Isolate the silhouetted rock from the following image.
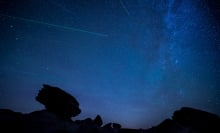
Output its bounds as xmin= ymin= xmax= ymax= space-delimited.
xmin=146 ymin=107 xmax=220 ymax=133
xmin=172 ymin=107 xmax=220 ymax=133
xmin=112 ymin=123 xmax=121 ymax=129
xmin=103 ymin=122 xmax=121 ymax=129
xmin=76 ymin=117 xmax=100 ymax=133
xmin=1 ymin=84 xmax=220 ymax=133
xmin=94 ymin=115 xmax=103 ymax=127
xmin=103 ymin=122 xmax=113 ymax=128
xmin=1 ymin=106 xmax=220 ymax=133
xmin=102 ymin=122 xmax=121 ymax=133
xmin=25 ymin=110 xmax=79 ymax=133
xmin=0 ymin=109 xmax=25 ymax=132
xmin=35 ymin=84 xmax=81 ymax=120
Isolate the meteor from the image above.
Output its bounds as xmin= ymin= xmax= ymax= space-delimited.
xmin=0 ymin=14 xmax=108 ymax=37
xmin=119 ymin=0 xmax=130 ymax=17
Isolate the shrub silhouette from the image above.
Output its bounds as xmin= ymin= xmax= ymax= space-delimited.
xmin=36 ymin=84 xmax=81 ymax=120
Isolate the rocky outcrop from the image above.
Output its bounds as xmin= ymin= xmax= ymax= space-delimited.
xmin=1 ymin=107 xmax=219 ymax=133
xmin=0 ymin=109 xmax=25 ymax=132
xmin=94 ymin=115 xmax=103 ymax=127
xmin=148 ymin=107 xmax=220 ymax=133
xmin=36 ymin=84 xmax=81 ymax=121
xmin=172 ymin=107 xmax=220 ymax=133
xmin=26 ymin=110 xmax=79 ymax=133
xmin=0 ymin=84 xmax=220 ymax=133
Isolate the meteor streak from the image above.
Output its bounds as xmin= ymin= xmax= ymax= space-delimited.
xmin=119 ymin=0 xmax=130 ymax=17
xmin=0 ymin=14 xmax=108 ymax=37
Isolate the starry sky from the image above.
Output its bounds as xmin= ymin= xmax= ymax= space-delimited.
xmin=0 ymin=0 xmax=220 ymax=129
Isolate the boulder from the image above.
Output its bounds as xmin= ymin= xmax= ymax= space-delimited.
xmin=112 ymin=123 xmax=121 ymax=129
xmin=172 ymin=107 xmax=220 ymax=133
xmin=103 ymin=122 xmax=112 ymax=128
xmin=94 ymin=115 xmax=103 ymax=127
xmin=35 ymin=84 xmax=81 ymax=120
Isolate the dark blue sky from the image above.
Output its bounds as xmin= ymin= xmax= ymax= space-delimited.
xmin=0 ymin=0 xmax=220 ymax=128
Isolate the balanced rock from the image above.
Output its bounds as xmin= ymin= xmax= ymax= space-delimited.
xmin=35 ymin=84 xmax=81 ymax=120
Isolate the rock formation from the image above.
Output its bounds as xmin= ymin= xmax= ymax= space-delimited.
xmin=35 ymin=84 xmax=81 ymax=120
xmin=172 ymin=107 xmax=220 ymax=133
xmin=94 ymin=115 xmax=103 ymax=127
xmin=0 ymin=84 xmax=220 ymax=133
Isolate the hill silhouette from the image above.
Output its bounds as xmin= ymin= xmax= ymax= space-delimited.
xmin=0 ymin=84 xmax=219 ymax=133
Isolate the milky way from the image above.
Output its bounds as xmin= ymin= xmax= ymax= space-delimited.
xmin=0 ymin=0 xmax=220 ymax=128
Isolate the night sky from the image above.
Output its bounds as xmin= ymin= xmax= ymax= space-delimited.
xmin=0 ymin=0 xmax=220 ymax=128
